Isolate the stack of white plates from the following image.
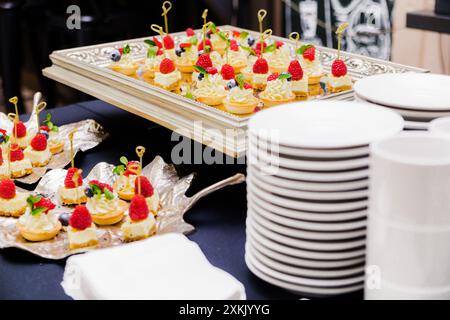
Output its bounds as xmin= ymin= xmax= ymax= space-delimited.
xmin=246 ymin=101 xmax=404 ymax=298
xmin=354 ymin=73 xmax=450 ymax=131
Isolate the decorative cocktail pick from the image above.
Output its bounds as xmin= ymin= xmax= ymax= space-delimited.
xmin=224 ymin=32 xmax=230 ymax=64
xmin=201 ymin=9 xmax=208 ymax=54
xmin=336 ymin=22 xmax=348 ymax=60
xmin=260 ymin=29 xmax=272 ymax=57
xmin=289 ymin=32 xmax=300 ymax=53
xmin=9 ymin=96 xmax=19 ymax=121
xmin=257 ymin=9 xmax=267 ymax=57
xmin=68 ymin=128 xmax=77 ymax=169
xmin=161 ymin=1 xmax=172 ymax=35
xmin=35 ymin=101 xmax=47 ymax=133
xmin=7 ymin=113 xmax=18 ymax=144
xmin=150 ymin=24 xmax=166 ymax=53
xmin=135 ymin=146 xmax=146 ymax=195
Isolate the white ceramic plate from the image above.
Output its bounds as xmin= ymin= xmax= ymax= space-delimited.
xmin=248 ymin=167 xmax=369 ymax=192
xmin=246 ymin=236 xmax=366 ymax=269
xmin=248 ymin=133 xmax=370 ymax=159
xmin=246 ymin=244 xmax=365 ymax=279
xmin=247 ymin=226 xmax=366 ymax=260
xmin=248 ymin=147 xmax=369 ymax=172
xmin=245 ymin=250 xmax=365 ymax=287
xmin=430 ymin=117 xmax=450 ymax=136
xmin=248 ymin=217 xmax=366 ymax=252
xmin=249 ymin=196 xmax=367 ymax=231
xmin=404 ymin=120 xmax=429 ymax=131
xmin=248 ymin=101 xmax=404 ymax=148
xmin=354 ymin=73 xmax=450 ymax=111
xmin=245 ymin=255 xmax=364 ymax=297
xmin=248 ymin=174 xmax=368 ymax=201
xmin=249 ymin=163 xmax=369 ymax=183
xmin=248 ymin=191 xmax=367 ymax=222
xmin=248 ymin=206 xmax=366 ymax=241
xmin=248 ymin=182 xmax=368 ymax=213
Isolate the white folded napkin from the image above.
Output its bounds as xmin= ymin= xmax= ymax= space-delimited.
xmin=61 ymin=233 xmax=246 ymax=300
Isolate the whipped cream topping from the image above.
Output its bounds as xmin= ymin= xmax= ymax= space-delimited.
xmin=68 ymin=224 xmax=97 ymax=244
xmin=176 ymin=48 xmax=198 ymax=65
xmin=197 ymin=74 xmax=224 ymax=89
xmin=24 ymin=146 xmax=52 ymax=164
xmin=121 ymin=214 xmax=156 ymax=239
xmin=154 ymin=70 xmax=181 ymax=87
xmin=10 ymin=158 xmax=32 ymax=172
xmin=18 ymin=207 xmax=59 ymax=232
xmin=0 ymin=192 xmax=28 ymax=212
xmin=269 ymin=45 xmax=291 ymax=68
xmin=225 ymin=87 xmax=257 ymax=104
xmin=144 ymin=55 xmax=164 ymax=71
xmin=291 ymin=76 xmax=309 ymax=92
xmin=228 ymin=50 xmax=247 ymax=67
xmin=327 ymin=74 xmax=353 ymax=87
xmin=261 ymin=79 xmax=294 ymax=100
xmin=111 ymin=54 xmax=137 ymax=68
xmin=87 ymin=194 xmax=121 ymax=216
xmin=298 ymin=56 xmax=323 ymax=77
xmin=252 ymin=73 xmax=268 ymax=85
xmin=210 ymin=51 xmax=223 ymax=67
xmin=59 ymin=185 xmax=85 ymax=201
xmin=115 ymin=174 xmax=136 ymax=193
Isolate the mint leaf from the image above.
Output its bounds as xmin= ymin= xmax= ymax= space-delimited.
xmin=278 ymin=72 xmax=292 ymax=80
xmin=123 ymin=44 xmax=131 ymax=54
xmin=189 ymin=35 xmax=198 ymax=45
xmin=186 ymin=91 xmax=194 ymax=100
xmin=241 ymin=45 xmax=256 ymax=56
xmin=104 ymin=189 xmax=115 ymax=200
xmin=204 ymin=45 xmax=211 ymax=53
xmin=147 ymin=46 xmax=158 ymax=58
xmin=113 ymin=165 xmax=125 ymax=175
xmin=264 ymin=43 xmax=276 ymax=53
xmin=51 ymin=125 xmax=59 ymax=132
xmin=194 ymin=65 xmax=207 ymax=75
xmin=31 ymin=207 xmax=47 ymax=216
xmin=47 ymin=122 xmax=54 ymax=130
xmin=217 ymin=31 xmax=227 ymax=41
xmin=239 ymin=31 xmax=249 ymax=40
xmin=120 ymin=156 xmax=128 ymax=166
xmin=91 ymin=184 xmax=102 ymax=196
xmin=4 ymin=135 xmax=9 ymax=143
xmin=235 ymin=74 xmax=245 ymax=89
xmin=27 ymin=195 xmax=42 ymax=208
xmin=144 ymin=39 xmax=156 ymax=47
xmin=45 ymin=113 xmax=52 ymax=123
xmin=297 ymin=44 xmax=314 ymax=55
xmin=208 ymin=22 xmax=217 ymax=33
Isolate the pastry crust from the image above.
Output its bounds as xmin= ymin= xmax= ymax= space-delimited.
xmin=308 ymin=74 xmax=323 ymax=85
xmin=224 ymin=100 xmax=259 ymax=115
xmin=10 ymin=167 xmax=33 ymax=178
xmin=293 ymin=91 xmax=309 ymax=100
xmin=60 ymin=195 xmax=88 ymax=206
xmin=122 ymin=224 xmax=157 ymax=242
xmin=69 ymin=238 xmax=98 ymax=250
xmin=269 ymin=65 xmax=289 ymax=74
xmin=328 ymin=84 xmax=353 ymax=94
xmin=231 ymin=62 xmax=247 ymax=74
xmin=30 ymin=157 xmax=51 ymax=167
xmin=0 ymin=205 xmax=27 ymax=218
xmin=153 ymin=80 xmax=180 ymax=92
xmin=308 ymin=84 xmax=323 ymax=96
xmin=110 ymin=64 xmax=139 ymax=76
xmin=260 ymin=94 xmax=296 ymax=107
xmin=196 ymin=95 xmax=226 ymax=106
xmin=252 ymin=81 xmax=267 ymax=91
xmin=175 ymin=62 xmax=195 ymax=73
xmin=49 ymin=143 xmax=64 ymax=154
xmin=17 ymin=221 xmax=62 ymax=242
xmin=91 ymin=200 xmax=128 ymax=226
xmin=113 ymin=180 xmax=134 ymax=201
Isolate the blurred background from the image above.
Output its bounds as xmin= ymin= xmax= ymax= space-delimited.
xmin=0 ymin=0 xmax=449 ymax=113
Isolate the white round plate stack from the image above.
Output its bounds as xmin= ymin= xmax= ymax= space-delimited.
xmin=354 ymin=73 xmax=450 ymax=131
xmin=246 ymin=101 xmax=404 ymax=298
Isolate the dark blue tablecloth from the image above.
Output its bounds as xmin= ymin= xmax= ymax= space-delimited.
xmin=0 ymin=100 xmax=303 ymax=300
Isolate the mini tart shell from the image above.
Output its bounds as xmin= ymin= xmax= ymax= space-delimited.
xmin=259 ymin=93 xmax=296 ymax=107
xmin=175 ymin=62 xmax=195 ymax=73
xmin=224 ymin=99 xmax=259 ymax=115
xmin=110 ymin=64 xmax=139 ymax=76
xmin=91 ymin=199 xmax=128 ymax=226
xmin=0 ymin=204 xmax=27 ymax=218
xmin=60 ymin=194 xmax=88 ymax=206
xmin=308 ymin=74 xmax=323 ymax=85
xmin=49 ymin=142 xmax=64 ymax=154
xmin=10 ymin=167 xmax=33 ymax=178
xmin=69 ymin=238 xmax=98 ymax=250
xmin=328 ymin=84 xmax=353 ymax=94
xmin=196 ymin=95 xmax=226 ymax=106
xmin=29 ymin=156 xmax=51 ymax=167
xmin=17 ymin=221 xmax=62 ymax=242
xmin=113 ymin=180 xmax=134 ymax=201
xmin=122 ymin=223 xmax=157 ymax=242
xmin=269 ymin=65 xmax=289 ymax=74
xmin=292 ymin=90 xmax=309 ymax=100
xmin=309 ymin=84 xmax=323 ymax=96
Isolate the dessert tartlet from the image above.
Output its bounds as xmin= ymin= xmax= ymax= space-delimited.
xmin=17 ymin=195 xmax=61 ymax=242
xmin=297 ymin=44 xmax=323 ymax=85
xmin=24 ymin=133 xmax=52 ymax=167
xmin=162 ymin=34 xmax=176 ymax=60
xmin=0 ymin=129 xmax=10 ymax=156
xmin=224 ymin=77 xmax=259 ymax=115
xmin=41 ymin=113 xmax=64 ymax=154
xmin=113 ymin=158 xmax=141 ymax=201
xmin=68 ymin=205 xmax=98 ymax=250
xmin=209 ymin=29 xmax=228 ymax=55
xmin=154 ymin=58 xmax=181 ymax=91
xmin=58 ymin=167 xmax=87 ymax=205
xmin=0 ymin=179 xmax=28 ymax=217
xmin=134 ymin=176 xmax=160 ymax=216
xmin=183 ymin=27 xmax=198 ymax=45
xmin=288 ymin=60 xmax=309 ymax=100
xmin=252 ymin=58 xmax=270 ymax=90
xmin=327 ymin=59 xmax=353 ymax=93
xmin=11 ymin=120 xmax=32 ymax=149
xmin=85 ymin=180 xmax=128 ymax=225
xmin=0 ymin=148 xmax=9 ymax=179
xmin=259 ymin=73 xmax=296 ymax=107
xmin=109 ymin=45 xmax=139 ymax=76
xmin=9 ymin=143 xmax=33 ymax=178
xmin=227 ymin=40 xmax=248 ymax=73
xmin=193 ymin=67 xmax=227 ymax=106
xmin=268 ymin=41 xmax=291 ymax=74
xmin=121 ymin=194 xmax=156 ymax=242
xmin=174 ymin=42 xmax=198 ymax=73
xmin=142 ymin=37 xmax=164 ymax=80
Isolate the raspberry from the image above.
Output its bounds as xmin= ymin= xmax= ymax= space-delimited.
xmin=35 ymin=197 xmax=56 ymax=214
xmin=243 ymin=83 xmax=253 ymax=90
xmin=180 ymin=42 xmax=191 ymax=49
xmin=275 ymin=41 xmax=284 ymax=49
xmin=0 ymin=129 xmax=6 ymax=135
xmin=229 ymin=39 xmax=239 ymax=51
xmin=252 ymin=58 xmax=269 ymax=74
xmin=64 ymin=167 xmax=83 ymax=189
xmin=119 ymin=48 xmax=124 ymax=54
xmin=40 ymin=125 xmax=50 ymax=132
xmin=220 ymin=64 xmax=235 ymax=80
xmin=9 ymin=144 xmax=24 ymax=162
xmin=124 ymin=161 xmax=140 ymax=177
xmin=206 ymin=67 xmax=218 ymax=75
xmin=186 ymin=28 xmax=195 ymax=37
xmin=134 ymin=176 xmax=154 ymax=198
xmin=13 ymin=121 xmax=27 ymax=138
xmin=196 ymin=53 xmax=213 ymax=69
xmin=255 ymin=42 xmax=267 ymax=52
xmin=303 ymin=46 xmax=315 ymax=61
xmin=159 ymin=58 xmax=175 ymax=74
xmin=153 ymin=37 xmax=162 ymax=49
xmin=30 ymin=133 xmax=47 ymax=151
xmin=197 ymin=39 xmax=213 ymax=52
xmin=232 ymin=31 xmax=241 ymax=38
xmin=89 ymin=180 xmax=102 ymax=189
xmin=288 ymin=60 xmax=304 ymax=81
xmin=129 ymin=195 xmax=149 ymax=221
xmin=69 ymin=205 xmax=92 ymax=230
xmin=331 ymin=59 xmax=348 ymax=77
xmin=157 ymin=48 xmax=163 ymax=56
xmin=89 ymin=180 xmax=113 ymax=193
xmin=267 ymin=73 xmax=279 ymax=81
xmin=163 ymin=35 xmax=175 ymax=49
xmin=0 ymin=179 xmax=16 ymax=199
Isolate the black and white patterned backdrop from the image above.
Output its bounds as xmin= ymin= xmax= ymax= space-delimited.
xmin=284 ymin=0 xmax=394 ymax=60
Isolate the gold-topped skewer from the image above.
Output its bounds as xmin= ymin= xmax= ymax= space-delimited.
xmin=336 ymin=22 xmax=348 ymax=60
xmin=257 ymin=9 xmax=267 ymax=57
xmin=7 ymin=113 xmax=18 ymax=144
xmin=289 ymin=32 xmax=300 ymax=53
xmin=161 ymin=1 xmax=172 ymax=35
xmin=35 ymin=102 xmax=47 ymax=133
xmin=201 ymin=9 xmax=208 ymax=53
xmin=68 ymin=128 xmax=77 ymax=169
xmin=151 ymin=24 xmax=166 ymax=53
xmin=135 ymin=146 xmax=146 ymax=195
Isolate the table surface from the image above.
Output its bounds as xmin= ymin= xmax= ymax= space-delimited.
xmin=0 ymin=100 xmax=362 ymax=300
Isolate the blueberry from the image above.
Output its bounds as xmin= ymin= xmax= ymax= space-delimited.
xmin=181 ymin=47 xmax=186 ymax=53
xmin=84 ymin=187 xmax=94 ymax=198
xmin=197 ymin=50 xmax=204 ymax=57
xmin=175 ymin=48 xmax=183 ymax=57
xmin=247 ymin=36 xmax=255 ymax=47
xmin=110 ymin=49 xmax=121 ymax=62
xmin=227 ymin=80 xmax=237 ymax=89
xmin=198 ymin=73 xmax=205 ymax=81
xmin=59 ymin=213 xmax=70 ymax=227
xmin=206 ymin=32 xmax=211 ymax=39
xmin=0 ymin=133 xmax=4 ymax=144
xmin=40 ymin=131 xmax=49 ymax=139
